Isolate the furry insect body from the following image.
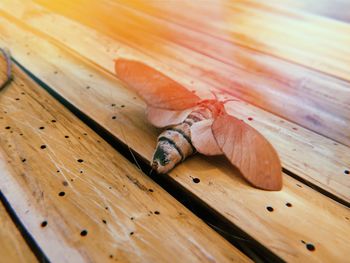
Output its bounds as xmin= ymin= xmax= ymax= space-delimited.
xmin=152 ymin=100 xmax=224 ymax=173
xmin=115 ymin=59 xmax=283 ymax=191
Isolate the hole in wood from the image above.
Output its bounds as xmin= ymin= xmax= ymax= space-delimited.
xmin=192 ymin=178 xmax=200 ymax=183
xmin=266 ymin=206 xmax=274 ymax=212
xmin=22 ymin=158 xmax=26 ymax=163
xmin=286 ymin=203 xmax=292 ymax=207
xmin=40 ymin=145 xmax=47 ymax=149
xmin=102 ymin=219 xmax=107 ymax=224
xmin=80 ymin=230 xmax=88 ymax=236
xmin=62 ymin=181 xmax=68 ymax=186
xmin=121 ymin=105 xmax=125 ymax=108
xmin=41 ymin=221 xmax=48 ymax=227
xmin=148 ymin=189 xmax=154 ymax=192
xmin=77 ymin=159 xmax=84 ymax=163
xmin=154 ymin=211 xmax=160 ymax=215
xmin=248 ymin=117 xmax=253 ymax=121
xmin=5 ymin=126 xmax=10 ymax=129
xmin=112 ymin=116 xmax=117 ymax=120
xmin=344 ymin=170 xmax=349 ymax=175
xmin=39 ymin=126 xmax=45 ymax=130
xmin=58 ymin=191 xmax=65 ymax=197
xmin=65 ymin=135 xmax=69 ymax=138
xmin=306 ymin=243 xmax=315 ymax=251
xmin=129 ymin=232 xmax=134 ymax=236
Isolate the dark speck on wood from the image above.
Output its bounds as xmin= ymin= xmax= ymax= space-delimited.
xmin=125 ymin=174 xmax=148 ymax=192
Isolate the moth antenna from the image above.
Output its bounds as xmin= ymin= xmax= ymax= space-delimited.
xmin=128 ymin=144 xmax=142 ymax=171
xmin=117 ymin=115 xmax=143 ymax=172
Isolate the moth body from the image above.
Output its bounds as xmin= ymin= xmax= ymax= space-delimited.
xmin=152 ymin=100 xmax=223 ymax=173
xmin=115 ymin=58 xmax=283 ymax=190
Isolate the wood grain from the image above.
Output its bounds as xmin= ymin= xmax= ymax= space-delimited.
xmin=0 ymin=11 xmax=349 ymax=262
xmin=0 ymin=201 xmax=37 ymax=263
xmin=0 ymin=55 xmax=248 ymax=262
xmin=0 ymin=2 xmax=349 ymax=204
xmin=29 ymin=0 xmax=350 ymax=147
xmin=121 ymin=0 xmax=350 ymax=81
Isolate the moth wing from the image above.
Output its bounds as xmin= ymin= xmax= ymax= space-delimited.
xmin=146 ymin=106 xmax=193 ymax=128
xmin=190 ymin=119 xmax=222 ymax=156
xmin=212 ymin=114 xmax=282 ymax=191
xmin=115 ymin=59 xmax=201 ymax=110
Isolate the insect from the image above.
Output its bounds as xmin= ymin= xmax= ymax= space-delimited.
xmin=114 ymin=58 xmax=282 ymax=191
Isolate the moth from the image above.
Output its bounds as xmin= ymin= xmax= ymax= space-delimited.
xmin=115 ymin=59 xmax=282 ymax=191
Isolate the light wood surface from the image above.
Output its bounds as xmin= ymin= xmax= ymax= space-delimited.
xmin=0 ymin=1 xmax=349 ymax=204
xmin=121 ymin=0 xmax=350 ymax=81
xmin=30 ymin=0 xmax=350 ymax=147
xmin=0 ymin=56 xmax=249 ymax=262
xmin=0 ymin=8 xmax=349 ymax=262
xmin=0 ymin=201 xmax=37 ymax=263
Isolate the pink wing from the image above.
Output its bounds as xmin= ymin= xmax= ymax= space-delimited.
xmin=146 ymin=107 xmax=193 ymax=128
xmin=190 ymin=119 xmax=222 ymax=155
xmin=212 ymin=113 xmax=282 ymax=191
xmin=115 ymin=59 xmax=201 ymax=110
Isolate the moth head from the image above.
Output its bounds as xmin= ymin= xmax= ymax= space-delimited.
xmin=151 ymin=140 xmax=181 ymax=174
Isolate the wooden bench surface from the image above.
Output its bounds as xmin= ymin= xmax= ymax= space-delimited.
xmin=0 ymin=0 xmax=349 ymax=262
xmin=0 ymin=200 xmax=36 ymax=262
xmin=0 ymin=60 xmax=248 ymax=262
xmin=1 ymin=0 xmax=349 ymax=204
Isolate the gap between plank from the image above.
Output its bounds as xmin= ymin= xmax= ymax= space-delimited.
xmin=11 ymin=58 xmax=284 ymax=263
xmin=0 ymin=191 xmax=50 ymax=263
xmin=11 ymin=54 xmax=350 ymax=209
xmin=282 ymin=168 xmax=349 ymax=208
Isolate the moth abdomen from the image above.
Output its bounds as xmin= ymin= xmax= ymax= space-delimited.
xmin=151 ymin=107 xmax=215 ymax=174
xmin=152 ymin=123 xmax=195 ymax=174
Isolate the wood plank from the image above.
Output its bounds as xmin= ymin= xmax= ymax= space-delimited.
xmin=0 ymin=9 xmax=349 ymax=262
xmin=112 ymin=0 xmax=350 ymax=147
xmin=0 ymin=200 xmax=37 ymax=263
xmin=0 ymin=53 xmax=248 ymax=262
xmin=118 ymin=0 xmax=350 ymax=82
xmin=1 ymin=1 xmax=349 ymax=204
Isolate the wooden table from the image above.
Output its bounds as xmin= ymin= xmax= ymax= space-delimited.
xmin=0 ymin=1 xmax=349 ymax=262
